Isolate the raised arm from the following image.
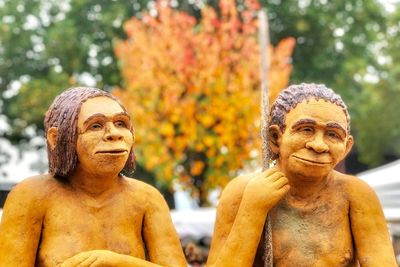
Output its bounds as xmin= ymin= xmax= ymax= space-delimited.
xmin=206 ymin=174 xmax=250 ymax=265
xmin=348 ymin=177 xmax=397 ymax=266
xmin=207 ymin=168 xmax=289 ymax=267
xmin=0 ymin=177 xmax=46 ymax=267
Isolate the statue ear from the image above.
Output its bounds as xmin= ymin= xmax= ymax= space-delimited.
xmin=268 ymin=125 xmax=282 ymax=155
xmin=47 ymin=127 xmax=58 ymax=150
xmin=343 ymin=135 xmax=354 ymax=159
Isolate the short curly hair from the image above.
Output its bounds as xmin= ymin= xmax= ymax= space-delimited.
xmin=269 ymin=83 xmax=350 ymax=159
xmin=44 ymin=87 xmax=136 ymax=181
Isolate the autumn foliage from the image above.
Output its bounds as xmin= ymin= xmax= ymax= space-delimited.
xmin=114 ymin=0 xmax=295 ymax=205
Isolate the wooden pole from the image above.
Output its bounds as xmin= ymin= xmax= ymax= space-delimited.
xmin=257 ymin=9 xmax=273 ymax=267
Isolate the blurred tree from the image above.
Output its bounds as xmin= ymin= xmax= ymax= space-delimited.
xmin=114 ymin=0 xmax=295 ymax=206
xmin=0 ymin=0 xmax=143 ymax=144
xmin=265 ymin=0 xmax=386 ymax=99
xmin=263 ymin=0 xmax=394 ymax=167
xmin=353 ymin=4 xmax=400 ymax=166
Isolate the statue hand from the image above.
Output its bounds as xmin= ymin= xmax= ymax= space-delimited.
xmin=60 ymin=250 xmax=123 ymax=267
xmin=242 ymin=167 xmax=289 ymax=211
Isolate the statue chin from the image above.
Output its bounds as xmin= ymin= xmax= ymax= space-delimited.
xmin=78 ymin=155 xmax=128 ymax=177
xmin=286 ymin=159 xmax=332 ymax=181
xmin=98 ymin=161 xmax=127 ymax=176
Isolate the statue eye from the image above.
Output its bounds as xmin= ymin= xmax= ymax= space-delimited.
xmin=326 ymin=131 xmax=340 ymax=139
xmin=300 ymin=126 xmax=314 ymax=133
xmin=115 ymin=120 xmax=127 ymax=128
xmin=89 ymin=123 xmax=103 ymax=130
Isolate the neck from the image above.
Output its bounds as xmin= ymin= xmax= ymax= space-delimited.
xmin=69 ymin=166 xmax=121 ymax=197
xmin=287 ymin=175 xmax=330 ymax=201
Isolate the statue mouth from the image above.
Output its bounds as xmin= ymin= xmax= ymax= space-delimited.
xmin=292 ymin=155 xmax=331 ymax=165
xmin=96 ymin=149 xmax=128 ymax=154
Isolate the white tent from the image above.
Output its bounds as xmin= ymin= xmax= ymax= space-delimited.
xmin=357 ymin=159 xmax=400 ymax=223
xmin=170 ymin=208 xmax=216 ymax=238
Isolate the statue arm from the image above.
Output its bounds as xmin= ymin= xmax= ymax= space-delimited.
xmin=348 ymin=177 xmax=397 ymax=266
xmin=207 ymin=169 xmax=289 ymax=267
xmin=206 ymin=175 xmax=256 ymax=267
xmin=0 ymin=178 xmax=46 ymax=267
xmin=141 ymin=186 xmax=187 ymax=267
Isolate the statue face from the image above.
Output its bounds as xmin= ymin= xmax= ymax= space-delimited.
xmin=278 ymin=98 xmax=352 ymax=179
xmin=75 ymin=96 xmax=134 ymax=175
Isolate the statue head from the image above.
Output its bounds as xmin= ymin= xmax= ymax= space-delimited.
xmin=269 ymin=83 xmax=351 ymax=160
xmin=44 ymin=87 xmax=135 ymax=181
xmin=268 ymin=83 xmax=353 ymax=178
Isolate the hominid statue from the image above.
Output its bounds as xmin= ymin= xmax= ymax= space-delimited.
xmin=207 ymin=83 xmax=397 ymax=267
xmin=0 ymin=87 xmax=187 ymax=267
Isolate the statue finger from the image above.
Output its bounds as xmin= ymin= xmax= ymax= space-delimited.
xmin=77 ymin=254 xmax=98 ymax=267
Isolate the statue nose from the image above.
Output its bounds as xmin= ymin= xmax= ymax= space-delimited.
xmin=305 ymin=132 xmax=329 ymax=153
xmin=104 ymin=123 xmax=123 ymax=141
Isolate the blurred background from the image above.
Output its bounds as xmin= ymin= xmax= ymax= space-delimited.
xmin=0 ymin=0 xmax=400 ymax=265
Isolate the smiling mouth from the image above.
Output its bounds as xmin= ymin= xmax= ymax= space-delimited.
xmin=292 ymin=155 xmax=331 ymax=165
xmin=96 ymin=149 xmax=128 ymax=155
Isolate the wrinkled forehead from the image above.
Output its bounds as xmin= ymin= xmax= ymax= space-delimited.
xmin=285 ymin=98 xmax=349 ymax=131
xmin=77 ymin=96 xmax=128 ymax=126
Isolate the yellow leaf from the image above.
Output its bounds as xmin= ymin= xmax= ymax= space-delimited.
xmin=160 ymin=122 xmax=175 ymax=137
xmin=191 ymin=161 xmax=205 ymax=176
xmin=203 ymin=136 xmax=214 ymax=147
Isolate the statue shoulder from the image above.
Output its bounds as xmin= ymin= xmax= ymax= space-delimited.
xmin=8 ymin=174 xmax=56 ymax=200
xmin=123 ymin=177 xmax=159 ymax=193
xmin=219 ymin=174 xmax=253 ymax=205
xmin=121 ymin=177 xmax=166 ymax=203
xmin=2 ymin=174 xmax=56 ymax=220
xmin=121 ymin=177 xmax=173 ymax=217
xmin=332 ymin=171 xmax=378 ymax=200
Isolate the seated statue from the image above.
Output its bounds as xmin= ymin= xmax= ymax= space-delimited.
xmin=207 ymin=83 xmax=397 ymax=266
xmin=0 ymin=87 xmax=187 ymax=267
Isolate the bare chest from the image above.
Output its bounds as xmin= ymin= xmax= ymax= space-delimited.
xmin=37 ymin=193 xmax=146 ymax=266
xmin=271 ymin=197 xmax=356 ymax=267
